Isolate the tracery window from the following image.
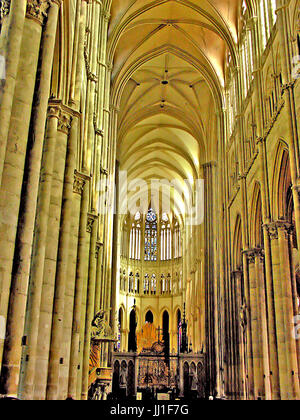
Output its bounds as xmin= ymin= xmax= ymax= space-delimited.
xmin=174 ymin=220 xmax=182 ymax=259
xmin=161 ymin=213 xmax=172 ymax=261
xmin=121 ymin=219 xmax=129 ymax=258
xmin=161 ymin=273 xmax=171 ymax=294
xmin=239 ymin=2 xmax=254 ymax=98
xmin=228 ymin=69 xmax=237 ymax=136
xmin=129 ymin=212 xmax=141 ymax=260
xmin=259 ymin=0 xmax=277 ymax=50
xmin=145 ymin=208 xmax=157 ymax=261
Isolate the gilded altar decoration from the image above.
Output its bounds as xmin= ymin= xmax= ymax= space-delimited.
xmin=137 ymin=322 xmax=157 ymax=353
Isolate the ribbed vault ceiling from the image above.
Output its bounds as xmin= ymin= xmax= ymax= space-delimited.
xmin=109 ymin=0 xmax=242 ymax=220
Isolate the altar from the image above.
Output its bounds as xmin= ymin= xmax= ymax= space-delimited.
xmin=111 ymin=322 xmax=206 ymax=400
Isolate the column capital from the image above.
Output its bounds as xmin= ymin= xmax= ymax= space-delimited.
xmin=86 ymin=213 xmax=98 ymax=233
xmin=26 ymin=0 xmax=50 ymax=25
xmin=246 ymin=16 xmax=258 ymax=29
xmin=57 ymin=111 xmax=72 ymax=135
xmin=263 ymin=220 xmax=292 ymax=240
xmin=201 ymin=161 xmax=217 ymax=170
xmin=47 ymin=104 xmax=61 ymax=119
xmin=0 ymin=0 xmax=10 ymax=22
xmin=232 ymin=269 xmax=243 ymax=277
xmin=292 ymin=183 xmax=300 ymax=200
xmin=95 ymin=241 xmax=103 ymax=258
xmin=51 ymin=0 xmax=62 ymax=6
xmin=73 ymin=171 xmax=86 ymax=195
xmin=101 ymin=9 xmax=111 ymax=23
xmin=243 ymin=248 xmax=264 ymax=264
xmin=282 ymin=80 xmax=296 ymax=92
xmin=256 ymin=136 xmax=265 ymax=145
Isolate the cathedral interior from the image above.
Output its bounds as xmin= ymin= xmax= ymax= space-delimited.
xmin=0 ymin=0 xmax=299 ymax=401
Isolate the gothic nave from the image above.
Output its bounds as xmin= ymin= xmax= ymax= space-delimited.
xmin=0 ymin=0 xmax=299 ymax=401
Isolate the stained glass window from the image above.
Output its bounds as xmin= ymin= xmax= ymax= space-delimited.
xmin=145 ymin=208 xmax=157 ymax=261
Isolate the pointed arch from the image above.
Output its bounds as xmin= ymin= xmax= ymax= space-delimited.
xmin=250 ymin=182 xmax=263 ymax=248
xmin=271 ymin=140 xmax=291 ymax=220
xmin=233 ymin=214 xmax=243 ymax=271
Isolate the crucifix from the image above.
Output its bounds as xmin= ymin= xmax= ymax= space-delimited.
xmin=156 ymin=326 xmax=163 ymax=342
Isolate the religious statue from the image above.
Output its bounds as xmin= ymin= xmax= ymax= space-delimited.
xmin=92 ymin=382 xmax=102 ymax=400
xmin=190 ymin=367 xmax=198 ymax=391
xmin=91 ymin=310 xmax=115 ymax=341
xmin=119 ymin=365 xmax=127 ymax=388
xmin=240 ymin=303 xmax=248 ymax=331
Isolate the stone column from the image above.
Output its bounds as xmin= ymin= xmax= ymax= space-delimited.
xmin=111 ymin=161 xmax=120 ymax=336
xmin=81 ymin=213 xmax=98 ymax=400
xmin=232 ymin=270 xmax=244 ymax=399
xmin=265 ymin=221 xmax=300 ymax=399
xmin=67 ymin=174 xmax=89 ymax=400
xmin=244 ymin=249 xmax=265 ymax=399
xmin=202 ymin=162 xmax=217 ymax=397
xmin=0 ymin=0 xmax=61 ymax=398
xmin=46 ymin=110 xmax=79 ymax=400
xmin=76 ymin=214 xmax=92 ymax=399
xmin=18 ymin=103 xmax=60 ymax=400
xmin=94 ymin=242 xmax=104 ymax=314
xmin=33 ymin=108 xmax=72 ymax=400
xmin=0 ymin=0 xmax=27 ymax=183
xmin=59 ymin=172 xmax=83 ymax=400
xmin=0 ymin=0 xmax=50 ymax=373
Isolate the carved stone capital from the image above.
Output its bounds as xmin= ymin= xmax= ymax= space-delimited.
xmin=57 ymin=111 xmax=72 ymax=135
xmin=264 ymin=220 xmax=292 ymax=240
xmin=95 ymin=241 xmax=103 ymax=259
xmin=293 ymin=183 xmax=300 ymax=201
xmin=73 ymin=171 xmax=86 ymax=195
xmin=243 ymin=248 xmax=264 ymax=264
xmin=101 ymin=10 xmax=110 ymax=23
xmin=47 ymin=105 xmax=61 ymax=119
xmin=282 ymin=80 xmax=296 ymax=93
xmin=87 ymin=213 xmax=97 ymax=233
xmin=0 ymin=0 xmax=10 ymax=23
xmin=26 ymin=0 xmax=50 ymax=25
